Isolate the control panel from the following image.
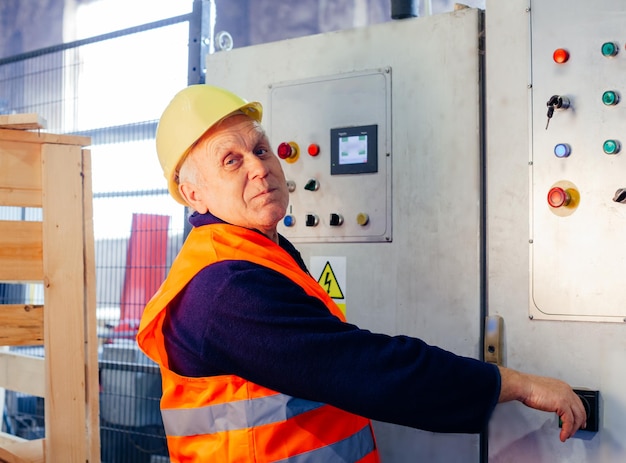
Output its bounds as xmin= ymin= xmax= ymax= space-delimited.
xmin=268 ymin=68 xmax=392 ymax=243
xmin=530 ymin=0 xmax=626 ymax=321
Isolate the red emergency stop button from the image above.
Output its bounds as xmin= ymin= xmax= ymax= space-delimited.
xmin=547 ymin=186 xmax=570 ymax=208
xmin=277 ymin=142 xmax=293 ymax=159
xmin=277 ymin=141 xmax=300 ymax=163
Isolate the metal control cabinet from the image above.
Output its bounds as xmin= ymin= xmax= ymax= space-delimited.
xmin=487 ymin=0 xmax=626 ymax=461
xmin=529 ymin=0 xmax=626 ymax=322
xmin=206 ymin=9 xmax=484 ymax=463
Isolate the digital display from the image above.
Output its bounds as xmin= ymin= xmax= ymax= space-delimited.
xmin=330 ymin=124 xmax=378 ymax=175
xmin=338 ymin=134 xmax=368 ymax=165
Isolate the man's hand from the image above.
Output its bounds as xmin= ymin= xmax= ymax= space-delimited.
xmin=498 ymin=366 xmax=587 ymax=442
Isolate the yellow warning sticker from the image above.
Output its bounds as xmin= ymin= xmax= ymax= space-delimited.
xmin=317 ymin=261 xmax=345 ymax=299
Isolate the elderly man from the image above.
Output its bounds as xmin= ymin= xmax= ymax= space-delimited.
xmin=137 ymin=84 xmax=585 ymax=463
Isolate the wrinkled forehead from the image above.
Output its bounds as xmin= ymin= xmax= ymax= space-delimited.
xmin=198 ymin=113 xmax=265 ymax=153
xmin=208 ymin=112 xmax=264 ymax=141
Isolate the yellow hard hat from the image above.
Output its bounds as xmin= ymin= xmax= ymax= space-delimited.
xmin=155 ymin=84 xmax=263 ymax=205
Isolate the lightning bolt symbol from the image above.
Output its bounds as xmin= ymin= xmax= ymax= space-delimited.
xmin=323 ymin=270 xmax=332 ymax=294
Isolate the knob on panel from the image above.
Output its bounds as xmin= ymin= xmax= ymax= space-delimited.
xmin=329 ymin=213 xmax=343 ymax=226
xmin=305 ymin=214 xmax=319 ymax=227
xmin=304 ymin=179 xmax=319 ymax=191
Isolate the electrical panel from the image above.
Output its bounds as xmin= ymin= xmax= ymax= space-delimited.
xmin=530 ymin=0 xmax=626 ymax=321
xmin=269 ymin=69 xmax=392 ymax=243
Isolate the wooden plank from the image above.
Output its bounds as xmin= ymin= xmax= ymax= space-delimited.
xmin=0 ymin=189 xmax=41 ymax=208
xmin=82 ymin=149 xmax=101 ymax=463
xmin=0 ymin=114 xmax=47 ymax=130
xmin=0 ymin=352 xmax=45 ymax=397
xmin=41 ymin=143 xmax=88 ymax=462
xmin=0 ymin=221 xmax=43 ymax=282
xmin=0 ymin=128 xmax=90 ymax=147
xmin=0 ymin=139 xmax=42 ymax=208
xmin=0 ymin=305 xmax=43 ymax=346
xmin=0 ymin=433 xmax=26 ymax=447
xmin=0 ymin=437 xmax=44 ymax=463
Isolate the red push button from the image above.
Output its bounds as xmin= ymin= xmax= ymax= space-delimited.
xmin=307 ymin=143 xmax=320 ymax=156
xmin=277 ymin=142 xmax=293 ymax=160
xmin=547 ymin=187 xmax=570 ymax=208
xmin=553 ymin=48 xmax=569 ymax=64
xmin=277 ymin=141 xmax=300 ymax=163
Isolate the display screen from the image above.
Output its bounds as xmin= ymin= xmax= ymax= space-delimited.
xmin=338 ymin=134 xmax=368 ymax=165
xmin=330 ymin=124 xmax=378 ymax=175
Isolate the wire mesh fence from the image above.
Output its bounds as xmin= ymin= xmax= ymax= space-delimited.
xmin=0 ymin=9 xmax=191 ymax=463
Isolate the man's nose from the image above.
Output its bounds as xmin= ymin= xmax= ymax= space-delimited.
xmin=246 ymin=153 xmax=270 ymax=178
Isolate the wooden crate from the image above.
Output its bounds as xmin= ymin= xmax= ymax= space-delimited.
xmin=0 ymin=116 xmax=100 ymax=463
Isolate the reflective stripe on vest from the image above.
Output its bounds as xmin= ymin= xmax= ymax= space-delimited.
xmin=162 ymin=393 xmax=325 ymax=436
xmin=162 ymin=392 xmax=375 ymax=462
xmin=274 ymin=425 xmax=375 ymax=463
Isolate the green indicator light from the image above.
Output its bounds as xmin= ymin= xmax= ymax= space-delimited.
xmin=603 ymin=139 xmax=620 ymax=155
xmin=602 ymin=90 xmax=619 ymax=106
xmin=601 ymin=42 xmax=618 ymax=57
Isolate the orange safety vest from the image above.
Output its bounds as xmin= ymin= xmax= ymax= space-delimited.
xmin=137 ymin=223 xmax=380 ymax=463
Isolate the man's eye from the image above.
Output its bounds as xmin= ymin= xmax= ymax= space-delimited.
xmin=254 ymin=148 xmax=268 ymax=156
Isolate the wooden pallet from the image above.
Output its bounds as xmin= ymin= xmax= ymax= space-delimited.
xmin=0 ymin=114 xmax=46 ymax=131
xmin=0 ymin=116 xmax=100 ymax=462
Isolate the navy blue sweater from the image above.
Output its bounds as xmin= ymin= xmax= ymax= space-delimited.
xmin=162 ymin=212 xmax=501 ymax=434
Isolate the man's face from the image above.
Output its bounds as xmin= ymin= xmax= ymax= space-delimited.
xmin=179 ymin=114 xmax=289 ymax=239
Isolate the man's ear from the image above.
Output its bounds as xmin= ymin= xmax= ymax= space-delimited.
xmin=179 ymin=182 xmax=209 ymax=214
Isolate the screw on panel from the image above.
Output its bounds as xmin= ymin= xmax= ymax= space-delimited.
xmin=529 ymin=239 xmax=533 ymax=243
xmin=529 ymin=314 xmax=534 ymax=320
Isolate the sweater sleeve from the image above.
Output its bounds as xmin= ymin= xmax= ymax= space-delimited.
xmin=163 ymin=260 xmax=500 ymax=434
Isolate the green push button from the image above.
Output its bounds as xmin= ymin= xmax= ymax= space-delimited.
xmin=603 ymin=139 xmax=620 ymax=155
xmin=601 ymin=42 xmax=618 ymax=57
xmin=602 ymin=90 xmax=619 ymax=106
